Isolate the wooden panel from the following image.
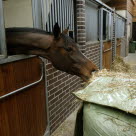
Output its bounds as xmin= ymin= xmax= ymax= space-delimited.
xmin=116 ymin=39 xmax=121 ymax=56
xmin=103 ymin=41 xmax=112 ymax=69
xmin=133 ymin=5 xmax=136 ymax=22
xmin=0 ymin=57 xmax=47 ymax=136
xmin=107 ymin=0 xmax=127 ymax=10
xmin=127 ymin=0 xmax=134 ymax=15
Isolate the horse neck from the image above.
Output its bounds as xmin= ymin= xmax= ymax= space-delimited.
xmin=6 ymin=32 xmax=54 ymax=57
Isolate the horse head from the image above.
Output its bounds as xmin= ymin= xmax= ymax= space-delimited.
xmin=6 ymin=23 xmax=98 ymax=82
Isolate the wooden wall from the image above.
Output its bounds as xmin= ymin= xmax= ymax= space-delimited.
xmin=127 ymin=0 xmax=134 ymax=15
xmin=0 ymin=57 xmax=47 ymax=136
xmin=107 ymin=0 xmax=127 ymax=10
xmin=103 ymin=41 xmax=112 ymax=69
xmin=133 ymin=5 xmax=136 ymax=22
xmin=107 ymin=0 xmax=136 ymax=17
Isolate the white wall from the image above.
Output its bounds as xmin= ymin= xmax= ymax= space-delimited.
xmin=3 ymin=0 xmax=33 ymax=28
xmin=116 ymin=10 xmax=127 ymax=18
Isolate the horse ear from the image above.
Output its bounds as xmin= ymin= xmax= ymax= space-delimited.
xmin=62 ymin=26 xmax=69 ymax=34
xmin=53 ymin=23 xmax=61 ymax=38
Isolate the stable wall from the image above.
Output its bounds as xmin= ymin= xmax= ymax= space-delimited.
xmin=3 ymin=0 xmax=33 ymax=27
xmin=47 ymin=0 xmax=100 ymax=133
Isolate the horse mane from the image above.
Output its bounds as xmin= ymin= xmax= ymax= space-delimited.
xmin=6 ymin=27 xmax=52 ymax=35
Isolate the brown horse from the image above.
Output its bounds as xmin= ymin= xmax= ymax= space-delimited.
xmin=6 ymin=23 xmax=98 ymax=82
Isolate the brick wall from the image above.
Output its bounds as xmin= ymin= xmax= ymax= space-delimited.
xmin=46 ymin=59 xmax=81 ymax=134
xmin=47 ymin=0 xmax=86 ymax=134
xmin=76 ymin=0 xmax=86 ymax=54
xmin=47 ymin=0 xmax=101 ymax=134
xmin=86 ymin=42 xmax=100 ymax=68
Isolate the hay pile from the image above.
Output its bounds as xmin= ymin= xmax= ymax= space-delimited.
xmin=111 ymin=56 xmax=131 ymax=73
xmin=80 ymin=56 xmax=135 ymax=90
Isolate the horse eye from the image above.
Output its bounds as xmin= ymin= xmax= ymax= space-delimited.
xmin=66 ymin=47 xmax=73 ymax=52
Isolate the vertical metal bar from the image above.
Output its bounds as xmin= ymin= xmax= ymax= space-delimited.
xmin=49 ymin=1 xmax=52 ymax=32
xmin=64 ymin=0 xmax=67 ymax=29
xmin=99 ymin=8 xmax=103 ymax=70
xmin=114 ymin=14 xmax=117 ymax=56
xmin=66 ymin=0 xmax=69 ymax=28
xmin=0 ymin=0 xmax=7 ymax=58
xmin=39 ymin=58 xmax=50 ymax=136
xmin=69 ymin=0 xmax=71 ymax=30
xmin=57 ymin=0 xmax=60 ymax=27
xmin=54 ymin=0 xmax=57 ymax=23
xmin=61 ymin=0 xmax=64 ymax=30
xmin=51 ymin=0 xmax=55 ymax=28
xmin=71 ymin=0 xmax=74 ymax=30
xmin=109 ymin=12 xmax=111 ymax=40
xmin=32 ymin=0 xmax=42 ymax=29
xmin=41 ymin=0 xmax=46 ymax=30
xmin=46 ymin=0 xmax=50 ymax=31
xmin=59 ymin=0 xmax=62 ymax=32
xmin=70 ymin=0 xmax=72 ymax=30
xmin=68 ymin=0 xmax=70 ymax=30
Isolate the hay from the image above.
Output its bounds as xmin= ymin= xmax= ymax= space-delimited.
xmin=111 ymin=56 xmax=131 ymax=73
xmin=78 ymin=56 xmax=136 ymax=91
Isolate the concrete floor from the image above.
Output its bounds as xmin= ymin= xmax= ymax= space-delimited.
xmin=51 ymin=52 xmax=136 ymax=136
xmin=124 ymin=52 xmax=136 ymax=71
xmin=51 ymin=107 xmax=79 ymax=136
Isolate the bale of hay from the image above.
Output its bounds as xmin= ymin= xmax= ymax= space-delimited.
xmin=73 ymin=70 xmax=136 ymax=136
xmin=111 ymin=56 xmax=131 ymax=73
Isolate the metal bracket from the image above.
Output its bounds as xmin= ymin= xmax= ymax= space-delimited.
xmin=0 ymin=63 xmax=44 ymax=100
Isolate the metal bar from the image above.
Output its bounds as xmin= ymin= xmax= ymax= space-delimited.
xmin=64 ymin=0 xmax=67 ymax=28
xmin=99 ymin=8 xmax=103 ymax=70
xmin=41 ymin=0 xmax=46 ymax=30
xmin=69 ymin=0 xmax=72 ymax=30
xmin=49 ymin=1 xmax=53 ymax=32
xmin=32 ymin=0 xmax=42 ymax=29
xmin=57 ymin=0 xmax=60 ymax=27
xmin=59 ymin=0 xmax=63 ymax=32
xmin=114 ymin=13 xmax=117 ymax=56
xmin=93 ymin=0 xmax=113 ymax=12
xmin=46 ymin=0 xmax=50 ymax=31
xmin=61 ymin=0 xmax=64 ymax=30
xmin=52 ymin=0 xmax=55 ymax=28
xmin=0 ymin=63 xmax=44 ymax=100
xmin=0 ymin=0 xmax=7 ymax=58
xmin=66 ymin=0 xmax=68 ymax=28
xmin=40 ymin=57 xmax=50 ymax=136
xmin=54 ymin=0 xmax=57 ymax=22
xmin=72 ymin=0 xmax=74 ymax=31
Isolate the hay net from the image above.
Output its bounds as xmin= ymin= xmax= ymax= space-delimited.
xmin=73 ymin=69 xmax=136 ymax=115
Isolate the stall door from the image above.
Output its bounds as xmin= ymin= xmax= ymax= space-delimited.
xmin=0 ymin=57 xmax=47 ymax=136
xmin=103 ymin=41 xmax=112 ymax=69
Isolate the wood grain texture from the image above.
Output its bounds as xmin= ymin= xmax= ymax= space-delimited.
xmin=0 ymin=57 xmax=47 ymax=136
xmin=127 ymin=0 xmax=134 ymax=15
xmin=133 ymin=5 xmax=136 ymax=22
xmin=107 ymin=0 xmax=127 ymax=10
xmin=103 ymin=41 xmax=112 ymax=69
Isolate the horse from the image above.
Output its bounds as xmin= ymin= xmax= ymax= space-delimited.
xmin=6 ymin=23 xmax=98 ymax=82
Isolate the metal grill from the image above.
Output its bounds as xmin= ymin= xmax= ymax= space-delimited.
xmin=41 ymin=0 xmax=74 ymax=34
xmin=116 ymin=16 xmax=125 ymax=38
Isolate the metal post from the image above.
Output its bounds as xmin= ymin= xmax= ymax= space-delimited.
xmin=99 ymin=8 xmax=103 ymax=70
xmin=32 ymin=0 xmax=42 ymax=29
xmin=0 ymin=0 xmax=7 ymax=59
